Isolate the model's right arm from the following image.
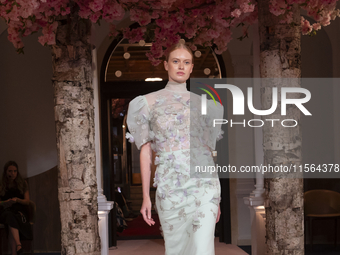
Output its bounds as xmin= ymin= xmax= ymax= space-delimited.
xmin=126 ymin=95 xmax=154 ymax=225
xmin=140 ymin=142 xmax=155 ymax=226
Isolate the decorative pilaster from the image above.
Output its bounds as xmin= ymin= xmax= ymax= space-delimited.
xmin=243 ymin=22 xmax=266 ymax=255
xmin=93 ymin=47 xmax=114 ymax=255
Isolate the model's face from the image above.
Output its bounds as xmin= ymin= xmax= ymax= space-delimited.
xmin=164 ymin=48 xmax=194 ymax=83
xmin=6 ymin=165 xmax=17 ymax=181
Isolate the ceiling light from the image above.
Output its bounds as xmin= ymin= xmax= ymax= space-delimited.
xmin=115 ymin=70 xmax=122 ymax=77
xmin=139 ymin=40 xmax=146 ymax=46
xmin=123 ymin=52 xmax=130 ymax=59
xmin=145 ymin=78 xmax=163 ymax=81
xmin=194 ymin=51 xmax=202 ymax=58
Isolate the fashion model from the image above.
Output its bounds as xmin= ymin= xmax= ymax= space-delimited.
xmin=126 ymin=42 xmax=224 ymax=255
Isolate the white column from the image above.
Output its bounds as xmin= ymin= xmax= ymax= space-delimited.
xmin=243 ymin=22 xmax=266 ymax=255
xmin=251 ymin=21 xmax=265 ymax=200
xmin=230 ymin=54 xmax=255 ymax=245
xmin=93 ymin=47 xmax=114 ymax=255
xmin=245 ymin=204 xmax=266 ymax=255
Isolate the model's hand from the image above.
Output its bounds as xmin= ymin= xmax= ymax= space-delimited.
xmin=216 ymin=204 xmax=221 ymax=223
xmin=140 ymin=198 xmax=155 ymax=226
xmin=10 ymin=197 xmax=18 ymax=203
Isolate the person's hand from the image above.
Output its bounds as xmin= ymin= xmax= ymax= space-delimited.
xmin=10 ymin=197 xmax=18 ymax=203
xmin=216 ymin=204 xmax=221 ymax=223
xmin=2 ymin=199 xmax=15 ymax=209
xmin=140 ymin=198 xmax=155 ymax=226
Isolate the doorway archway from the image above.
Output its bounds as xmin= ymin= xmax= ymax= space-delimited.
xmin=100 ymin=25 xmax=231 ymax=247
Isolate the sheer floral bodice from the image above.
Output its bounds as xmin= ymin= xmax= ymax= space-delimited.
xmin=126 ymin=81 xmax=224 ymax=154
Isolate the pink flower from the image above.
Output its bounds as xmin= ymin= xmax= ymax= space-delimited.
xmin=330 ymin=9 xmax=340 ymax=20
xmin=307 ymin=8 xmax=321 ymax=21
xmin=46 ymin=33 xmax=56 ymax=45
xmin=150 ymin=11 xmax=160 ymax=19
xmin=206 ymin=29 xmax=220 ymax=38
xmin=90 ymin=12 xmax=101 ymax=23
xmin=89 ymin=0 xmax=103 ymax=12
xmin=130 ymin=8 xmax=141 ymax=22
xmin=312 ymin=23 xmax=321 ymax=30
xmin=269 ymin=0 xmax=286 ymax=16
xmin=160 ymin=0 xmax=177 ymax=8
xmin=38 ymin=34 xmax=48 ymax=46
xmin=50 ymin=21 xmax=58 ymax=31
xmin=109 ymin=24 xmax=119 ymax=37
xmin=78 ymin=8 xmax=92 ymax=19
xmin=61 ymin=7 xmax=71 ymax=16
xmin=238 ymin=0 xmax=255 ymax=13
xmin=189 ymin=44 xmax=197 ymax=51
xmin=123 ymin=27 xmax=146 ymax=43
xmin=13 ymin=40 xmax=24 ymax=49
xmin=8 ymin=31 xmax=19 ymax=44
xmin=185 ymin=22 xmax=197 ymax=39
xmin=102 ymin=1 xmax=125 ymax=21
xmin=320 ymin=13 xmax=331 ymax=26
xmin=231 ymin=9 xmax=242 ymax=18
xmin=301 ymin=18 xmax=313 ymax=35
xmin=139 ymin=11 xmax=152 ymax=26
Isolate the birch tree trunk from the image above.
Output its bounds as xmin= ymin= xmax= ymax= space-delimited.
xmin=51 ymin=14 xmax=101 ymax=255
xmin=258 ymin=0 xmax=304 ymax=254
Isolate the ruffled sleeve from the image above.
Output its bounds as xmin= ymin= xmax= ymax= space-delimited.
xmin=126 ymin=95 xmax=151 ymax=150
xmin=203 ymin=99 xmax=224 ymax=151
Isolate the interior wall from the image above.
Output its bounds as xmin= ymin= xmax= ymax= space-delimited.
xmin=0 ymin=20 xmax=112 ymax=178
xmin=301 ymin=17 xmax=340 ymax=193
xmin=0 ymin=29 xmax=57 ymax=178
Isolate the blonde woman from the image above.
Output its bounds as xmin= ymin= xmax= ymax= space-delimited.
xmin=126 ymin=42 xmax=223 ymax=255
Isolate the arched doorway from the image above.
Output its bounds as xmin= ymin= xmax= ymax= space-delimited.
xmin=100 ymin=29 xmax=231 ymax=247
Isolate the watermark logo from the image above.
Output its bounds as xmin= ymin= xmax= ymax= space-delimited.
xmin=200 ymin=84 xmax=312 ymax=116
xmin=197 ymin=82 xmax=223 ymax=115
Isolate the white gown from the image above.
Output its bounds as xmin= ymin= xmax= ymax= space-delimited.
xmin=126 ymin=81 xmax=224 ymax=255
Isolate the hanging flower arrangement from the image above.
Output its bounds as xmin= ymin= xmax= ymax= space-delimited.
xmin=1 ymin=0 xmax=339 ymax=65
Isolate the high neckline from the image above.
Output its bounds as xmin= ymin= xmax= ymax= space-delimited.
xmin=164 ymin=81 xmax=188 ymax=93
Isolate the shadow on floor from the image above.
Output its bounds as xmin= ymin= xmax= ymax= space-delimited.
xmin=238 ymin=246 xmax=251 ymax=255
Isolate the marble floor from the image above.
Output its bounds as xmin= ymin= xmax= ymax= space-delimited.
xmin=109 ymin=237 xmax=249 ymax=255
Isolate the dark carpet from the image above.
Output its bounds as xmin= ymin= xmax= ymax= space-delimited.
xmin=117 ymin=213 xmax=162 ymax=240
xmin=305 ymin=244 xmax=340 ymax=255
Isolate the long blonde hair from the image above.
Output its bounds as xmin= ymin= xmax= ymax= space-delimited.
xmin=0 ymin=161 xmax=27 ymax=196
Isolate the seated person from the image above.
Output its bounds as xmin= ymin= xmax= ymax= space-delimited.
xmin=0 ymin=161 xmax=32 ymax=255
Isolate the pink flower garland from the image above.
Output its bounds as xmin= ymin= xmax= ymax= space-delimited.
xmin=1 ymin=0 xmax=339 ymax=64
